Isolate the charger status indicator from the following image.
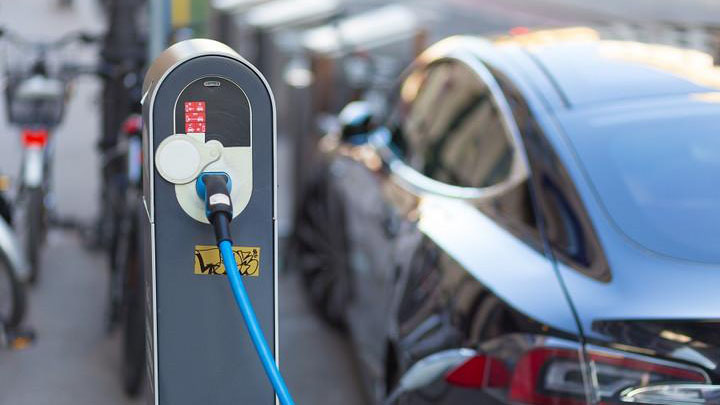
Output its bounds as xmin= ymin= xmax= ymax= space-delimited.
xmin=185 ymin=101 xmax=206 ymax=133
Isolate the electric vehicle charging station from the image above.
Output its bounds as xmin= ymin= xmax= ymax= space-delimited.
xmin=141 ymin=39 xmax=288 ymax=404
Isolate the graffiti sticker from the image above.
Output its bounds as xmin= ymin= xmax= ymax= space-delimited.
xmin=193 ymin=245 xmax=260 ymax=277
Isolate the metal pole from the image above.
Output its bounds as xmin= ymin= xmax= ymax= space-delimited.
xmin=149 ymin=0 xmax=172 ymax=60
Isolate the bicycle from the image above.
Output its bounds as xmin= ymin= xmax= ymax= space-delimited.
xmin=112 ymin=113 xmax=146 ymax=397
xmin=92 ymin=2 xmax=148 ymax=395
xmin=97 ymin=107 xmax=145 ymax=397
xmin=0 ymin=28 xmax=99 ymax=284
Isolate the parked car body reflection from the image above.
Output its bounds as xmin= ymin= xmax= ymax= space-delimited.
xmin=292 ymin=28 xmax=720 ymax=404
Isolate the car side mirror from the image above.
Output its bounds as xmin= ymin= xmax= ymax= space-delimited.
xmin=337 ymin=100 xmax=375 ymax=144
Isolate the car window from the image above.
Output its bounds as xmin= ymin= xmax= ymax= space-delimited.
xmin=387 ymin=60 xmax=514 ymax=189
xmin=494 ymin=71 xmax=611 ymax=282
xmin=564 ymin=102 xmax=720 ymax=264
xmin=386 ymin=59 xmax=541 ymax=250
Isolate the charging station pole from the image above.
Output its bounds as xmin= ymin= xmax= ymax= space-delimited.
xmin=141 ymin=39 xmax=277 ymax=404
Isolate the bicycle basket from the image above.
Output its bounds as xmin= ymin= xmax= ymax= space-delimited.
xmin=6 ymin=74 xmax=65 ymax=126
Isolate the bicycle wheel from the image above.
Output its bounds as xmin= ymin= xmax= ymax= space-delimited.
xmin=122 ymin=214 xmax=145 ymax=397
xmin=25 ymin=187 xmax=46 ymax=284
xmin=106 ymin=205 xmax=129 ymax=332
xmin=0 ymin=253 xmax=26 ymax=328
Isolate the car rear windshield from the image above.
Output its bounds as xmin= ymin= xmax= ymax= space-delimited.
xmin=565 ymin=99 xmax=720 ymax=263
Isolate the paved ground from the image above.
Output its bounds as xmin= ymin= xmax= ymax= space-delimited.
xmin=0 ymin=0 xmax=714 ymax=404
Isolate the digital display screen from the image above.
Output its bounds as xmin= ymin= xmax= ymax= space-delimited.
xmin=184 ymin=101 xmax=206 ymax=134
xmin=174 ymin=76 xmax=250 ymax=147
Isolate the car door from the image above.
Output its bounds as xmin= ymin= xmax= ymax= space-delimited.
xmin=364 ymin=48 xmax=591 ymax=403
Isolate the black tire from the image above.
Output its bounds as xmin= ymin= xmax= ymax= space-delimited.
xmin=293 ymin=171 xmax=351 ymax=329
xmin=0 ymin=253 xmax=26 ymax=328
xmin=106 ymin=199 xmax=129 ymax=332
xmin=26 ymin=188 xmax=46 ymax=285
xmin=121 ymin=215 xmax=145 ymax=397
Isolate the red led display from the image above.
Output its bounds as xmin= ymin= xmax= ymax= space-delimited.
xmin=185 ymin=101 xmax=206 ymax=133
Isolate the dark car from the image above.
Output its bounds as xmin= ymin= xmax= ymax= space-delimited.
xmin=292 ymin=27 xmax=720 ymax=404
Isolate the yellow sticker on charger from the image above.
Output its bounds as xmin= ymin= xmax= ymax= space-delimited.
xmin=194 ymin=245 xmax=260 ymax=277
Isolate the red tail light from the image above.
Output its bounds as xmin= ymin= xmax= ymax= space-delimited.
xmin=122 ymin=115 xmax=142 ymax=135
xmin=445 ymin=342 xmax=708 ymax=405
xmin=586 ymin=349 xmax=707 ymax=403
xmin=509 ymin=347 xmax=707 ymax=404
xmin=445 ymin=355 xmax=510 ymax=388
xmin=21 ymin=129 xmax=48 ymax=147
xmin=510 ymin=348 xmax=586 ymax=405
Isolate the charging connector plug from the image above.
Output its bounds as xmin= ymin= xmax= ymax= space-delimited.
xmin=196 ymin=173 xmax=233 ymax=244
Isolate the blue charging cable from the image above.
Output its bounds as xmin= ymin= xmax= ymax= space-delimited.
xmin=219 ymin=240 xmax=295 ymax=405
xmin=198 ymin=173 xmax=295 ymax=405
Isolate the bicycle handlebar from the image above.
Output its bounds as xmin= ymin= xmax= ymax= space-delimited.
xmin=59 ymin=61 xmax=101 ymax=80
xmin=0 ymin=28 xmax=143 ymax=82
xmin=0 ymin=27 xmax=101 ymax=51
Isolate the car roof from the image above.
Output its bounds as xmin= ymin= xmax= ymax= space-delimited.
xmin=492 ymin=27 xmax=720 ymax=109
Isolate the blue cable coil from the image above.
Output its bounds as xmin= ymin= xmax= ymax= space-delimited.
xmin=218 ymin=240 xmax=296 ymax=405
